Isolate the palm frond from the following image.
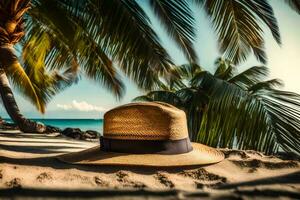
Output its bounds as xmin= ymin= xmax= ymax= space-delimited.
xmin=244 ymin=0 xmax=281 ymax=44
xmin=196 ymin=76 xmax=300 ymax=154
xmin=175 ymin=63 xmax=202 ymax=79
xmin=0 ymin=46 xmax=43 ymax=112
xmin=190 ymin=70 xmax=214 ymax=88
xmin=133 ymin=95 xmax=155 ymax=102
xmin=21 ymin=29 xmax=79 ymax=107
xmin=228 ymin=66 xmax=269 ymax=89
xmin=80 ymin=46 xmax=125 ymax=99
xmin=134 ymin=90 xmax=183 ymax=108
xmin=25 ymin=0 xmax=79 ymax=72
xmin=213 ymin=58 xmax=236 ymax=80
xmin=202 ymin=0 xmax=280 ymax=64
xmin=149 ymin=0 xmax=198 ymax=63
xmin=255 ymin=89 xmax=300 ymax=153
xmin=176 ymin=87 xmax=209 ymax=140
xmin=196 ymin=78 xmax=271 ymax=152
xmin=285 ymin=0 xmax=300 ymax=14
xmin=25 ymin=0 xmax=125 ymax=98
xmin=84 ymin=0 xmax=174 ymax=90
xmin=74 ymin=26 xmax=125 ymax=98
xmin=135 ymin=58 xmax=300 ymax=155
xmin=248 ymin=79 xmax=284 ymax=93
xmin=164 ymin=63 xmax=202 ymax=90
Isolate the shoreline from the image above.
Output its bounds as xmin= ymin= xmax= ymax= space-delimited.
xmin=0 ymin=130 xmax=299 ymax=199
xmin=0 ymin=118 xmax=103 ymax=133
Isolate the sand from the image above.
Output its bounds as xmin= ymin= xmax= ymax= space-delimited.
xmin=0 ymin=130 xmax=299 ymax=199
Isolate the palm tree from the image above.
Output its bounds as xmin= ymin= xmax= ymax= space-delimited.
xmin=134 ymin=59 xmax=300 ymax=155
xmin=25 ymin=0 xmax=300 ymax=92
xmin=1 ymin=0 xmax=299 ymax=132
xmin=0 ymin=0 xmax=175 ymax=132
xmin=0 ymin=0 xmax=82 ymax=132
xmin=24 ymin=0 xmax=300 ymax=92
xmin=0 ymin=0 xmax=47 ymax=132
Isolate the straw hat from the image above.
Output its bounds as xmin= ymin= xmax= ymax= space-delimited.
xmin=58 ymin=102 xmax=224 ymax=167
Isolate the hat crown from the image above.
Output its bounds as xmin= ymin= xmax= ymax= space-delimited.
xmin=103 ymin=102 xmax=189 ymax=140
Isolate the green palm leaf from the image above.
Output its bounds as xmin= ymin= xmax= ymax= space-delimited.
xmin=197 ymin=78 xmax=272 ymax=152
xmin=0 ymin=46 xmax=43 ymax=112
xmin=25 ymin=0 xmax=125 ymax=98
xmin=248 ymin=79 xmax=284 ymax=93
xmin=213 ymin=58 xmax=236 ymax=80
xmin=228 ymin=66 xmax=269 ymax=89
xmin=200 ymin=0 xmax=280 ymax=64
xmin=164 ymin=63 xmax=202 ymax=90
xmin=175 ymin=63 xmax=202 ymax=79
xmin=256 ymin=89 xmax=300 ymax=153
xmin=134 ymin=58 xmax=300 ymax=155
xmin=21 ymin=30 xmax=79 ymax=107
xmin=149 ymin=0 xmax=198 ymax=63
xmin=133 ymin=90 xmax=183 ymax=108
xmin=84 ymin=0 xmax=173 ymax=90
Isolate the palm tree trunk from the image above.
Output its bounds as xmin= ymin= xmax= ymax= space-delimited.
xmin=0 ymin=69 xmax=45 ymax=133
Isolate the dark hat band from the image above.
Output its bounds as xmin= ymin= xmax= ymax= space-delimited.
xmin=100 ymin=136 xmax=193 ymax=155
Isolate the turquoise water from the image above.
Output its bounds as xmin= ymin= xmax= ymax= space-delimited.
xmin=4 ymin=119 xmax=103 ymax=132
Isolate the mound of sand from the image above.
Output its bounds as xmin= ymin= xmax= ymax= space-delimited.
xmin=0 ymin=130 xmax=299 ymax=199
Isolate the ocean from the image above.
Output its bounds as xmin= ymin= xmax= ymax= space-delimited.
xmin=4 ymin=119 xmax=104 ymax=133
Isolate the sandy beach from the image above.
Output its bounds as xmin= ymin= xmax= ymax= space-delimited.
xmin=0 ymin=130 xmax=299 ymax=199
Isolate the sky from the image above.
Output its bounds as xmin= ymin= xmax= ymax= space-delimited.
xmin=0 ymin=0 xmax=299 ymax=119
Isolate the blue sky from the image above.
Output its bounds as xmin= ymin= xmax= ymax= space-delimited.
xmin=0 ymin=1 xmax=299 ymax=119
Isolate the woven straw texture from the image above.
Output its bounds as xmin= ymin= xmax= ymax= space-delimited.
xmin=58 ymin=102 xmax=225 ymax=166
xmin=103 ymin=102 xmax=188 ymax=140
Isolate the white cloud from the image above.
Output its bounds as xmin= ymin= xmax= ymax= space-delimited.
xmin=57 ymin=100 xmax=106 ymax=112
xmin=57 ymin=104 xmax=73 ymax=110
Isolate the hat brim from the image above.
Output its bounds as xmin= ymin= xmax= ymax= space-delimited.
xmin=57 ymin=143 xmax=224 ymax=167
